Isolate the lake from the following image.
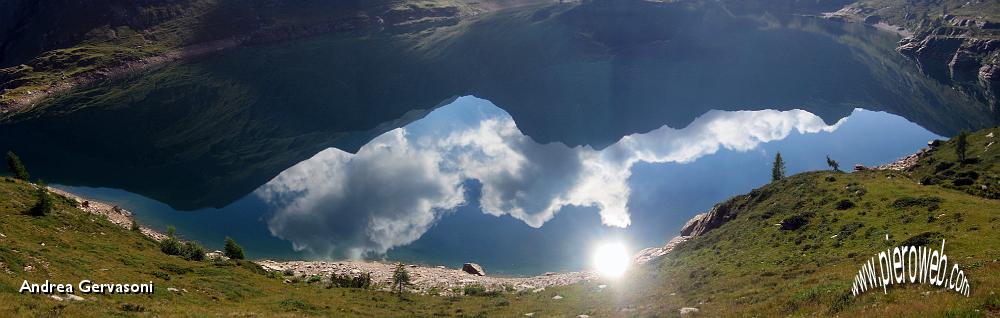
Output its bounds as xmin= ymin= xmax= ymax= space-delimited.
xmin=0 ymin=1 xmax=989 ymax=274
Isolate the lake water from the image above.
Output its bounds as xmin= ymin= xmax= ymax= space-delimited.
xmin=0 ymin=1 xmax=988 ymax=274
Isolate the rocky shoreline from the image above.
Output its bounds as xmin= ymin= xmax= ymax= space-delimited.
xmin=47 ymin=187 xmax=168 ymax=242
xmin=257 ymin=260 xmax=598 ymax=296
xmin=48 ymin=186 xmax=598 ymax=295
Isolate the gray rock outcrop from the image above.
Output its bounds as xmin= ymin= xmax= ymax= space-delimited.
xmin=462 ymin=263 xmax=486 ymax=276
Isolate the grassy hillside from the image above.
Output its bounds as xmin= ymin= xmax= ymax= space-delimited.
xmin=0 ymin=177 xmax=613 ymax=317
xmin=607 ymin=130 xmax=1000 ymax=317
xmin=909 ymin=129 xmax=1000 ymax=200
xmin=629 ymin=170 xmax=1000 ymax=316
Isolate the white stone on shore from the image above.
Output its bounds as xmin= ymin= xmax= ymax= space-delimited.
xmin=552 ymin=295 xmax=563 ymax=300
xmin=680 ymin=307 xmax=699 ymax=315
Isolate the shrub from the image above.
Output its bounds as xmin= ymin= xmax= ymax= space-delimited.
xmin=890 ymin=196 xmax=942 ymax=210
xmin=5 ymin=151 xmax=30 ymax=181
xmin=462 ymin=285 xmax=499 ymax=297
xmin=838 ymin=222 xmax=864 ymax=237
xmin=900 ymin=231 xmax=944 ymax=247
xmin=329 ymin=273 xmax=372 ymax=289
xmin=952 ymin=178 xmax=974 ymax=186
xmin=781 ymin=212 xmax=813 ymax=231
xmin=237 ymin=260 xmax=267 ymax=275
xmin=120 ymin=303 xmax=146 ymax=312
xmin=279 ymin=299 xmax=320 ymax=312
xmin=224 ymin=237 xmax=245 ymax=260
xmin=920 ymin=175 xmax=939 ymax=185
xmin=834 ymin=199 xmax=855 ymax=210
xmin=934 ymin=161 xmax=954 ymax=173
xmin=130 ymin=219 xmax=141 ymax=232
xmin=159 ymin=226 xmax=183 ymax=257
xmin=29 ymin=186 xmax=53 ymax=216
xmin=181 ymin=242 xmax=205 ymax=261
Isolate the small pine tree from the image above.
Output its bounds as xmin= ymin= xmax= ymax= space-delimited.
xmin=772 ymin=152 xmax=786 ymax=182
xmin=955 ymin=131 xmax=969 ymax=164
xmin=826 ymin=155 xmax=840 ymax=172
xmin=29 ymin=185 xmax=53 ymax=216
xmin=6 ymin=151 xmax=30 ymax=181
xmin=392 ymin=263 xmax=411 ymax=295
xmin=131 ymin=219 xmax=141 ymax=232
xmin=224 ymin=237 xmax=245 ymax=260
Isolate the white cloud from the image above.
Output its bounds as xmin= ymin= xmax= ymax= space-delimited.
xmin=257 ymin=97 xmax=844 ymax=257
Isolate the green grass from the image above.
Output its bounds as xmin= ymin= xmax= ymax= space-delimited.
xmin=0 ymin=177 xmax=611 ymax=317
xmin=601 ymin=131 xmax=1000 ymax=316
xmin=909 ymin=128 xmax=1000 ymax=200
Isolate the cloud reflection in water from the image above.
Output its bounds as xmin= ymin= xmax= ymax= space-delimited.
xmin=256 ymin=96 xmax=844 ymax=258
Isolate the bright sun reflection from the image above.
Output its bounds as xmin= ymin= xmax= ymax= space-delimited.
xmin=592 ymin=242 xmax=630 ymax=279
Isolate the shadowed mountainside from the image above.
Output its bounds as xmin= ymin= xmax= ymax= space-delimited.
xmin=0 ymin=0 xmax=995 ymax=211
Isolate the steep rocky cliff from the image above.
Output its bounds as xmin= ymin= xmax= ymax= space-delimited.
xmin=824 ymin=0 xmax=1000 ymax=111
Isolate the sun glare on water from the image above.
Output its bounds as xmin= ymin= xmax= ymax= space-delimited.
xmin=592 ymin=242 xmax=630 ymax=279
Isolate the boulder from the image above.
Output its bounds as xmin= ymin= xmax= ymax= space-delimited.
xmin=462 ymin=263 xmax=485 ymax=276
xmin=680 ymin=307 xmax=699 ymax=315
xmin=679 ymin=213 xmax=707 ymax=236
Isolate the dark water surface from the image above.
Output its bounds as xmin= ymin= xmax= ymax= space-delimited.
xmin=0 ymin=1 xmax=986 ymax=274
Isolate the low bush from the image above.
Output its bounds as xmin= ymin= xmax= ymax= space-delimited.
xmin=181 ymin=242 xmax=205 ymax=261
xmin=781 ymin=212 xmax=814 ymax=231
xmin=224 ymin=237 xmax=245 ymax=260
xmin=834 ymin=199 xmax=855 ymax=210
xmin=329 ymin=272 xmax=372 ymax=289
xmin=159 ymin=237 xmax=183 ymax=256
xmin=890 ymin=196 xmax=942 ymax=210
xmin=900 ymin=231 xmax=944 ymax=247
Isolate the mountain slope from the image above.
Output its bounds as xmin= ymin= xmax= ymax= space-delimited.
xmin=0 ymin=177 xmax=613 ymax=317
xmin=0 ymin=0 xmax=550 ymax=110
xmin=615 ymin=129 xmax=1000 ymax=316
